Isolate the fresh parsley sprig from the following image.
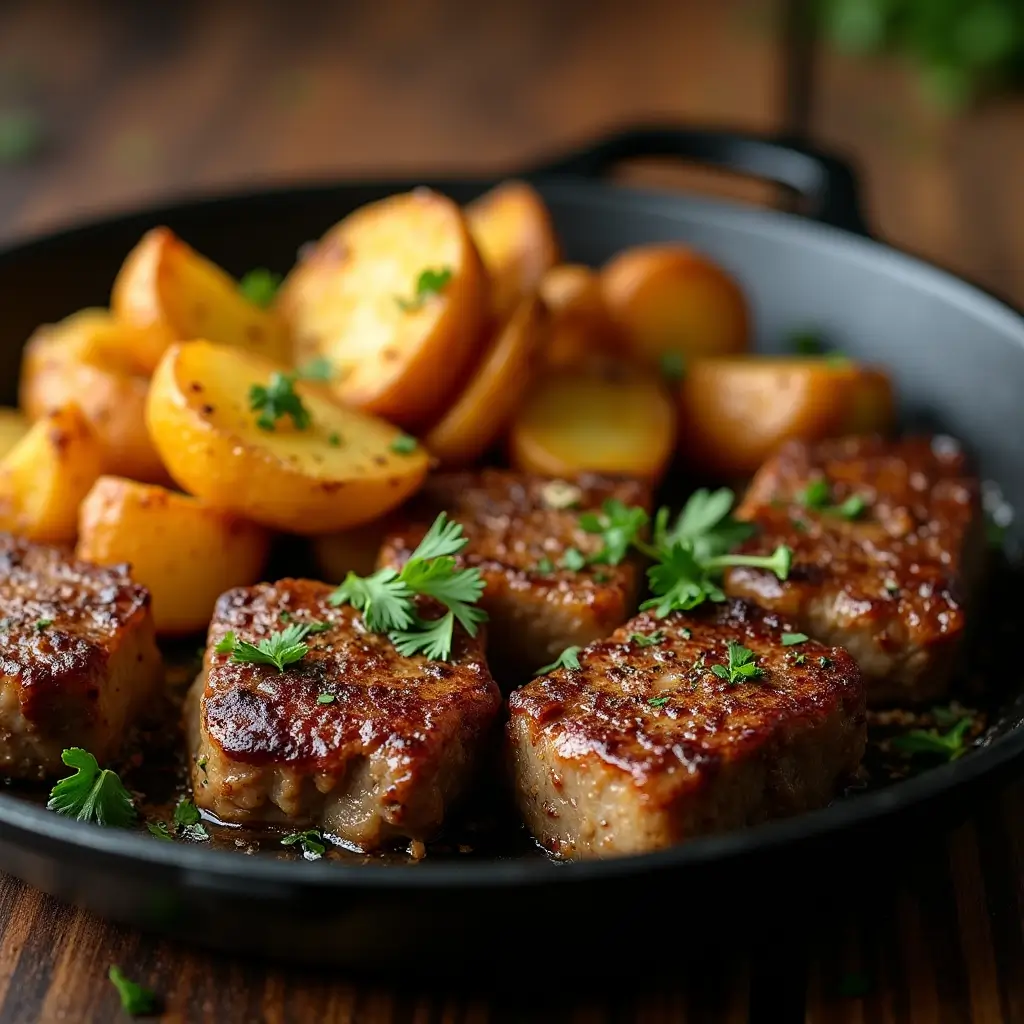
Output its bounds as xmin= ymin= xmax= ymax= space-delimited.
xmin=47 ymin=748 xmax=136 ymax=827
xmin=710 ymin=641 xmax=763 ymax=685
xmin=579 ymin=499 xmax=650 ymax=565
xmin=329 ymin=512 xmax=487 ymax=661
xmin=891 ymin=717 xmax=974 ymax=762
xmin=282 ymin=828 xmax=327 ymax=860
xmin=109 ymin=966 xmax=160 ymax=1017
xmin=396 ymin=266 xmax=453 ymax=312
xmin=239 ymin=267 xmax=282 ymax=308
xmin=249 ymin=371 xmax=311 ymax=432
xmin=535 ymin=645 xmax=582 ymax=675
xmin=798 ymin=478 xmax=867 ymax=520
xmin=215 ymin=621 xmax=318 ymax=672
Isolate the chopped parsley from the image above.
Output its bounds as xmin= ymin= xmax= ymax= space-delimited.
xmin=535 ymin=646 xmax=582 ymax=675
xmin=535 ymin=556 xmax=554 ymax=574
xmin=108 ymin=966 xmax=159 ymax=1017
xmin=146 ymin=821 xmax=173 ymax=842
xmin=659 ymin=350 xmax=686 ymax=382
xmin=798 ymin=478 xmax=867 ymax=520
xmin=327 ymin=432 xmax=342 ymax=447
xmin=389 ymin=433 xmax=418 ymax=454
xmin=819 ymin=656 xmax=833 ymax=668
xmin=891 ymin=716 xmax=973 ymax=761
xmin=238 ymin=267 xmax=282 ymax=308
xmin=298 ymin=356 xmax=333 ymax=381
xmin=579 ymin=499 xmax=650 ymax=566
xmin=215 ymin=622 xmax=318 ymax=672
xmin=630 ymin=630 xmax=665 ymax=648
xmin=560 ymin=547 xmax=587 ymax=571
xmin=249 ymin=371 xmax=311 ymax=432
xmin=791 ymin=652 xmax=807 ymax=665
xmin=35 ymin=618 xmax=52 ymax=631
xmin=648 ymin=695 xmax=671 ymax=707
xmin=282 ymin=828 xmax=327 ymax=860
xmin=46 ymin=748 xmax=136 ymax=827
xmin=781 ymin=632 xmax=809 ymax=646
xmin=173 ymin=798 xmax=209 ymax=841
xmin=396 ymin=267 xmax=453 ymax=311
xmin=710 ymin=641 xmax=763 ymax=685
xmin=316 ymin=693 xmax=336 ymax=705
xmin=329 ymin=512 xmax=486 ymax=662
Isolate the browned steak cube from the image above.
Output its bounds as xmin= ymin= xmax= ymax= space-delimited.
xmin=0 ymin=534 xmax=162 ymax=779
xmin=188 ymin=579 xmax=502 ymax=851
xmin=508 ymin=600 xmax=865 ymax=859
xmin=378 ymin=470 xmax=651 ymax=683
xmin=724 ymin=435 xmax=984 ymax=705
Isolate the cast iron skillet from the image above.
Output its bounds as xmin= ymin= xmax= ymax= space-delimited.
xmin=0 ymin=126 xmax=1022 ymax=972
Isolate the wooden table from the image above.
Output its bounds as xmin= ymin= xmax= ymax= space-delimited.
xmin=1 ymin=1 xmax=1023 ymax=1020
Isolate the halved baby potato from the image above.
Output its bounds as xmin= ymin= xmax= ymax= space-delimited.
xmin=601 ymin=244 xmax=750 ymax=369
xmin=425 ymin=293 xmax=547 ymax=467
xmin=111 ymin=227 xmax=291 ymax=372
xmin=0 ymin=403 xmax=103 ymax=543
xmin=675 ymin=357 xmax=895 ymax=479
xmin=539 ymin=264 xmax=619 ymax=370
xmin=0 ymin=409 xmax=29 ymax=460
xmin=146 ymin=340 xmax=430 ymax=534
xmin=77 ymin=476 xmax=271 ymax=635
xmin=19 ymin=308 xmax=168 ymax=483
xmin=466 ymin=180 xmax=561 ymax=323
xmin=509 ymin=362 xmax=676 ymax=483
xmin=278 ymin=189 xmax=487 ymax=430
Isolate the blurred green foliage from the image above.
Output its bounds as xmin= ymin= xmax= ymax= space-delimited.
xmin=818 ymin=0 xmax=1024 ymax=107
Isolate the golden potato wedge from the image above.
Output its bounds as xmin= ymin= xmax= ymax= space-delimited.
xmin=675 ymin=357 xmax=894 ymax=479
xmin=311 ymin=519 xmax=394 ymax=582
xmin=601 ymin=244 xmax=750 ymax=369
xmin=111 ymin=227 xmax=291 ymax=372
xmin=425 ymin=294 xmax=547 ymax=467
xmin=0 ymin=409 xmax=29 ymax=460
xmin=146 ymin=341 xmax=430 ymax=534
xmin=19 ymin=308 xmax=168 ymax=483
xmin=278 ymin=189 xmax=487 ymax=430
xmin=467 ymin=180 xmax=561 ymax=323
xmin=539 ymin=263 xmax=620 ymax=370
xmin=0 ymin=403 xmax=103 ymax=543
xmin=509 ymin=362 xmax=676 ymax=483
xmin=76 ymin=476 xmax=270 ymax=635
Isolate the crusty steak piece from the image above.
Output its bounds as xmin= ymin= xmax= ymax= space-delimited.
xmin=723 ymin=435 xmax=984 ymax=705
xmin=508 ymin=600 xmax=865 ymax=859
xmin=0 ymin=534 xmax=162 ymax=780
xmin=378 ymin=470 xmax=652 ymax=684
xmin=188 ymin=579 xmax=502 ymax=851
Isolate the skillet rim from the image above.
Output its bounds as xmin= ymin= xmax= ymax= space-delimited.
xmin=0 ymin=172 xmax=1022 ymax=890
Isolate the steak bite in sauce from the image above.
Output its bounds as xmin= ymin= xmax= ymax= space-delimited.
xmin=507 ymin=600 xmax=865 ymax=859
xmin=723 ymin=435 xmax=984 ymax=705
xmin=188 ymin=579 xmax=502 ymax=851
xmin=0 ymin=534 xmax=162 ymax=780
xmin=378 ymin=470 xmax=652 ymax=683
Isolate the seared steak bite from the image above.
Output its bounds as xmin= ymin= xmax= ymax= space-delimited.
xmin=724 ymin=435 xmax=984 ymax=705
xmin=508 ymin=600 xmax=865 ymax=859
xmin=188 ymin=578 xmax=501 ymax=851
xmin=0 ymin=534 xmax=162 ymax=779
xmin=378 ymin=470 xmax=652 ymax=683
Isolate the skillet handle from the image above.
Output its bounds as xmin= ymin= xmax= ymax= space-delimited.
xmin=531 ymin=125 xmax=870 ymax=237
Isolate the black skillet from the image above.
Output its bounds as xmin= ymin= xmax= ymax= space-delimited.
xmin=0 ymin=125 xmax=1022 ymax=973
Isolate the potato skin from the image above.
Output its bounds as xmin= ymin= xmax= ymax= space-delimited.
xmin=279 ymin=189 xmax=488 ymax=430
xmin=601 ymin=244 xmax=750 ymax=367
xmin=539 ymin=264 xmax=620 ymax=370
xmin=77 ymin=476 xmax=270 ymax=635
xmin=425 ymin=294 xmax=547 ymax=467
xmin=19 ymin=309 xmax=168 ymax=484
xmin=146 ymin=341 xmax=430 ymax=534
xmin=0 ymin=403 xmax=103 ymax=543
xmin=509 ymin=362 xmax=676 ymax=483
xmin=467 ymin=180 xmax=561 ymax=323
xmin=111 ymin=227 xmax=291 ymax=372
xmin=0 ymin=409 xmax=29 ymax=460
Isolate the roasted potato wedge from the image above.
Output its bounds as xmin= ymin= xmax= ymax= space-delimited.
xmin=111 ymin=227 xmax=290 ymax=372
xmin=466 ymin=180 xmax=561 ymax=323
xmin=675 ymin=357 xmax=894 ymax=479
xmin=77 ymin=476 xmax=270 ymax=635
xmin=0 ymin=403 xmax=103 ymax=542
xmin=0 ymin=409 xmax=29 ymax=460
xmin=602 ymin=244 xmax=750 ymax=368
xmin=19 ymin=308 xmax=168 ymax=483
xmin=278 ymin=189 xmax=487 ymax=430
xmin=311 ymin=519 xmax=394 ymax=582
xmin=425 ymin=294 xmax=547 ymax=467
xmin=146 ymin=341 xmax=430 ymax=534
xmin=539 ymin=264 xmax=619 ymax=370
xmin=509 ymin=362 xmax=676 ymax=483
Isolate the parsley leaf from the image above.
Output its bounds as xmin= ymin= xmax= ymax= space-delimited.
xmin=798 ymin=478 xmax=867 ymax=520
xmin=535 ymin=646 xmax=582 ymax=675
xmin=249 ymin=371 xmax=311 ymax=431
xmin=316 ymin=692 xmax=336 ymax=705
xmin=782 ymin=632 xmax=809 ymax=646
xmin=282 ymin=828 xmax=327 ymax=860
xmin=579 ymin=500 xmax=650 ymax=565
xmin=396 ymin=267 xmax=453 ymax=311
xmin=659 ymin=350 xmax=686 ymax=382
xmin=239 ymin=267 xmax=282 ymax=308
xmin=561 ymin=547 xmax=586 ymax=571
xmin=108 ymin=966 xmax=159 ymax=1017
xmin=648 ymin=695 xmax=671 ymax=707
xmin=653 ymin=488 xmax=756 ymax=560
xmin=390 ymin=610 xmax=461 ymax=661
xmin=891 ymin=718 xmax=973 ymax=761
xmin=298 ymin=356 xmax=333 ymax=381
xmin=642 ymin=542 xmax=723 ymax=617
xmin=535 ymin=556 xmax=554 ymax=574
xmin=710 ymin=641 xmax=763 ymax=685
xmin=35 ymin=618 xmax=52 ymax=631
xmin=389 ymin=433 xmax=418 ymax=454
xmin=630 ymin=630 xmax=665 ymax=648
xmin=147 ymin=821 xmax=173 ymax=842
xmin=47 ymin=748 xmax=136 ymax=827
xmin=215 ymin=622 xmax=315 ymax=672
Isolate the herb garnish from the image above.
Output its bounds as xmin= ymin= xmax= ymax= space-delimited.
xmin=535 ymin=556 xmax=554 ymax=574
xmin=648 ymin=695 xmax=671 ymax=707
xmin=819 ymin=656 xmax=833 ymax=668
xmin=215 ymin=622 xmax=317 ymax=672
xmin=782 ymin=632 xmax=809 ymax=646
xmin=327 ymin=432 xmax=342 ymax=447
xmin=891 ymin=716 xmax=973 ymax=761
xmin=710 ymin=641 xmax=763 ymax=685
xmin=146 ymin=821 xmax=173 ymax=842
xmin=389 ymin=433 xmax=418 ymax=454
xmin=173 ymin=798 xmax=209 ymax=841
xmin=579 ymin=499 xmax=650 ymax=566
xmin=791 ymin=652 xmax=807 ymax=665
xmin=535 ymin=646 xmax=582 ymax=675
xmin=630 ymin=630 xmax=665 ymax=648
xmin=35 ymin=618 xmax=52 ymax=631
xmin=109 ymin=966 xmax=159 ymax=1017
xmin=396 ymin=267 xmax=453 ymax=311
xmin=329 ymin=512 xmax=486 ymax=662
xmin=316 ymin=693 xmax=336 ymax=705
xmin=298 ymin=356 xmax=333 ymax=381
xmin=282 ymin=828 xmax=327 ymax=860
xmin=47 ymin=748 xmax=136 ymax=827
xmin=239 ymin=267 xmax=282 ymax=308
xmin=249 ymin=371 xmax=311 ymax=432
xmin=798 ymin=478 xmax=866 ymax=520
xmin=561 ymin=547 xmax=587 ymax=571
xmin=659 ymin=350 xmax=686 ymax=382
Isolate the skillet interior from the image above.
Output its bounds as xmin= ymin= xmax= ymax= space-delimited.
xmin=0 ymin=173 xmax=1022 ymax=968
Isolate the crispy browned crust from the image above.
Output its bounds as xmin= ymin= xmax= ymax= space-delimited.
xmin=724 ymin=435 xmax=983 ymax=704
xmin=379 ymin=470 xmax=652 ymax=682
xmin=508 ymin=600 xmax=866 ymax=858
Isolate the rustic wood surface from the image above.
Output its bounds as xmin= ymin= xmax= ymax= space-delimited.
xmin=1 ymin=0 xmax=1023 ymax=1020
